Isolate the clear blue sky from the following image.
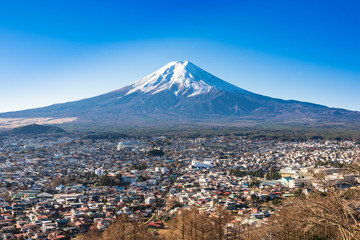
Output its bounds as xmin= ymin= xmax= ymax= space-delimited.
xmin=1 ymin=0 xmax=359 ymax=112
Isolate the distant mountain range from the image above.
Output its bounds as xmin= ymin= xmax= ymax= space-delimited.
xmin=1 ymin=61 xmax=359 ymax=126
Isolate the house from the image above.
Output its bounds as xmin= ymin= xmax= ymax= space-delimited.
xmin=97 ymin=218 xmax=111 ymax=231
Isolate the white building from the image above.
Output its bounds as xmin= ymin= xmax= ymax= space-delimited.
xmin=155 ymin=167 xmax=169 ymax=174
xmin=191 ymin=160 xmax=213 ymax=168
xmin=145 ymin=197 xmax=156 ymax=205
xmin=95 ymin=168 xmax=104 ymax=176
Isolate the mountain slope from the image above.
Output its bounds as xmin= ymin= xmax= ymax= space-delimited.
xmin=0 ymin=61 xmax=359 ymax=125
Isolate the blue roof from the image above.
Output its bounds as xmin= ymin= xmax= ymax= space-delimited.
xmin=282 ymin=177 xmax=294 ymax=181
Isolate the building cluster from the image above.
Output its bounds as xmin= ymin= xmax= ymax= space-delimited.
xmin=0 ymin=134 xmax=358 ymax=239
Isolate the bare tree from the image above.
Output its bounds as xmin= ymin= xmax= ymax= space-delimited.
xmin=209 ymin=204 xmax=232 ymax=240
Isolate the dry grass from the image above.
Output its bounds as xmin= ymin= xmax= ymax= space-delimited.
xmin=0 ymin=117 xmax=77 ymax=130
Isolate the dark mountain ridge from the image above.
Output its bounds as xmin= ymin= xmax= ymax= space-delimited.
xmin=1 ymin=124 xmax=66 ymax=135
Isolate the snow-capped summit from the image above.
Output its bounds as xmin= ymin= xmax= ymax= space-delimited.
xmin=125 ymin=61 xmax=244 ymax=97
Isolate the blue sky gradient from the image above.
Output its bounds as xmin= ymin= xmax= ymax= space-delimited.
xmin=0 ymin=0 xmax=359 ymax=112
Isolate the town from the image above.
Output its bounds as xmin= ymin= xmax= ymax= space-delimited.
xmin=0 ymin=133 xmax=359 ymax=239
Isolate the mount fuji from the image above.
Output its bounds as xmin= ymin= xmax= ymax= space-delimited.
xmin=1 ymin=61 xmax=359 ymax=126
